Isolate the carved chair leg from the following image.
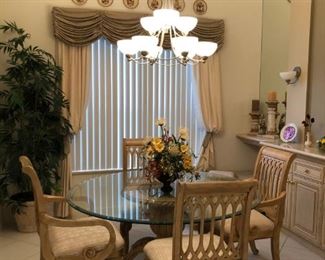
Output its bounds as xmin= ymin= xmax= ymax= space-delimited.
xmin=249 ymin=240 xmax=259 ymax=255
xmin=271 ymin=233 xmax=280 ymax=260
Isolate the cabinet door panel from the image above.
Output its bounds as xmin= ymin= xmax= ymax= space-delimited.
xmin=290 ymin=178 xmax=321 ymax=245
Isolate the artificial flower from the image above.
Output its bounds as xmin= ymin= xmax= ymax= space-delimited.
xmin=180 ymin=144 xmax=189 ymax=153
xmin=169 ymin=144 xmax=180 ymax=155
xmin=179 ymin=128 xmax=188 ymax=140
xmin=317 ymin=136 xmax=325 ymax=151
xmin=155 ymin=118 xmax=166 ymax=127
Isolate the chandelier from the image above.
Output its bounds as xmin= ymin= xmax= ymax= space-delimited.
xmin=117 ymin=0 xmax=218 ymax=65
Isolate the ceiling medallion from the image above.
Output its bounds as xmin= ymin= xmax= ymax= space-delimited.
xmin=98 ymin=0 xmax=113 ymax=7
xmin=123 ymin=0 xmax=139 ymax=9
xmin=147 ymin=0 xmax=162 ymax=10
xmin=72 ymin=0 xmax=87 ymax=5
xmin=173 ymin=0 xmax=185 ymax=12
xmin=193 ymin=0 xmax=207 ymax=15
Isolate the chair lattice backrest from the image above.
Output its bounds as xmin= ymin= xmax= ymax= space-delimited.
xmin=172 ymin=180 xmax=258 ymax=260
xmin=122 ymin=138 xmax=149 ymax=186
xmin=253 ymin=146 xmax=295 ymax=202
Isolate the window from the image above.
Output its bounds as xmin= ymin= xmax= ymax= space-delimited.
xmin=72 ymin=38 xmax=205 ymax=172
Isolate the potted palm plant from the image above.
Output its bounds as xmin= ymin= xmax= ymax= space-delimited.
xmin=0 ymin=22 xmax=72 ymax=231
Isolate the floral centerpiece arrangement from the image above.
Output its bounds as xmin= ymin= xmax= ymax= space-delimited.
xmin=143 ymin=118 xmax=198 ymax=192
xmin=317 ymin=136 xmax=325 ymax=151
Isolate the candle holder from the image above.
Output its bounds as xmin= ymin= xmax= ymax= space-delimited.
xmin=249 ymin=99 xmax=260 ymax=134
xmin=249 ymin=112 xmax=261 ymax=134
xmin=265 ymin=100 xmax=279 ymax=135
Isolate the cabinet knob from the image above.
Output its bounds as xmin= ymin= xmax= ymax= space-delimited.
xmin=304 ymin=169 xmax=310 ymax=174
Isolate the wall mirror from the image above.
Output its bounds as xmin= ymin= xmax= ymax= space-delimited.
xmin=259 ymin=0 xmax=290 ymax=117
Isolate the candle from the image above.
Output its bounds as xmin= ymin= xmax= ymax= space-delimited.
xmin=267 ymin=91 xmax=277 ymax=101
xmin=251 ymin=99 xmax=260 ymax=112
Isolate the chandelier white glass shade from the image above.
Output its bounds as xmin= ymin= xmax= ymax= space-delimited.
xmin=117 ymin=4 xmax=218 ymax=65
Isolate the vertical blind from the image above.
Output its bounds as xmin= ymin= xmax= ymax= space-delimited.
xmin=72 ymin=38 xmax=205 ymax=172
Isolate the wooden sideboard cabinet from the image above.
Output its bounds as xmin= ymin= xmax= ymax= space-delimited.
xmin=284 ymin=158 xmax=324 ymax=248
xmin=236 ymin=134 xmax=325 ymax=249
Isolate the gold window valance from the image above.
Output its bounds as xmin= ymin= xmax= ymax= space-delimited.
xmin=52 ymin=7 xmax=224 ymax=50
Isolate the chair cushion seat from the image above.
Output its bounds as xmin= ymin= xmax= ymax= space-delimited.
xmin=49 ymin=220 xmax=124 ymax=258
xmin=144 ymin=234 xmax=221 ymax=260
xmin=215 ymin=209 xmax=274 ymax=241
xmin=249 ymin=209 xmax=275 ymax=239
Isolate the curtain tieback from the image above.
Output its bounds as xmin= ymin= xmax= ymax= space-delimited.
xmin=202 ymin=132 xmax=212 ymax=148
xmin=202 ymin=130 xmax=219 ymax=148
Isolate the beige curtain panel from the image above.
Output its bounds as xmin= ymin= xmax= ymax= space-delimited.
xmin=55 ymin=41 xmax=91 ymax=217
xmin=52 ymin=7 xmax=224 ymax=49
xmin=195 ymin=53 xmax=223 ymax=171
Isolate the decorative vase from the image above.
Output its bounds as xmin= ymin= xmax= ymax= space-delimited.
xmin=304 ymin=131 xmax=312 ymax=147
xmin=157 ymin=174 xmax=175 ymax=194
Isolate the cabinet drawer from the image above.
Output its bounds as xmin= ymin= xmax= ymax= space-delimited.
xmin=292 ymin=159 xmax=324 ymax=182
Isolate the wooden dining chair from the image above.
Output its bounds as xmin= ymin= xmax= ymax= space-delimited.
xmin=216 ymin=146 xmax=295 ymax=260
xmin=19 ymin=156 xmax=124 ymax=260
xmin=122 ymin=138 xmax=151 ymax=187
xmin=143 ymin=180 xmax=258 ymax=260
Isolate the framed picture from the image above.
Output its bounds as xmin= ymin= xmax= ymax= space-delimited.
xmin=280 ymin=123 xmax=298 ymax=143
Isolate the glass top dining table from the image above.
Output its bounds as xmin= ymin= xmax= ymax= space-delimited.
xmin=67 ymin=171 xmax=255 ymax=225
xmin=67 ymin=171 xmax=259 ymax=259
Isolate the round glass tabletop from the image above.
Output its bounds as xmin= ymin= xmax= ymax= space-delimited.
xmin=67 ymin=171 xmax=258 ymax=225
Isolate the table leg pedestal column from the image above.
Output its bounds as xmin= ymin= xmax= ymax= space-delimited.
xmin=120 ymin=222 xmax=132 ymax=256
xmin=150 ymin=224 xmax=173 ymax=237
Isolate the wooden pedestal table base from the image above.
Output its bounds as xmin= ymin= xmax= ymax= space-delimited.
xmin=120 ymin=222 xmax=132 ymax=256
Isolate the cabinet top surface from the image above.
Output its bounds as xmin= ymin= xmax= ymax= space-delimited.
xmin=237 ymin=134 xmax=325 ymax=161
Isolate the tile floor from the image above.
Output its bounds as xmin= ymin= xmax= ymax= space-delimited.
xmin=0 ymin=223 xmax=324 ymax=260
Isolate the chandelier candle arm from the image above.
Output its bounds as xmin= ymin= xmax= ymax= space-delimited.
xmin=117 ymin=0 xmax=218 ymax=65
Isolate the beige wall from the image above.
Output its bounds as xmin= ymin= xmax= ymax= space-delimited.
xmin=260 ymin=0 xmax=290 ymax=116
xmin=0 ymin=0 xmax=262 ymax=172
xmin=308 ymin=0 xmax=325 ymax=140
xmin=285 ymin=0 xmax=312 ymax=142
